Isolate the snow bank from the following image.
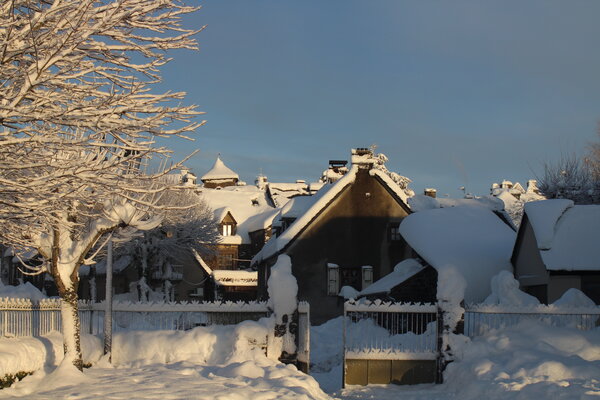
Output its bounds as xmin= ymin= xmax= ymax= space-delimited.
xmin=0 ymin=332 xmax=102 ymax=377
xmin=552 ymin=288 xmax=596 ymax=308
xmin=0 ymin=281 xmax=47 ymax=301
xmin=444 ymin=320 xmax=600 ymax=399
xmin=483 ymin=271 xmax=540 ymax=306
xmin=1 ymin=322 xmax=330 ymax=400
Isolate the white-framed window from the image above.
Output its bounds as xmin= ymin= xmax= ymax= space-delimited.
xmin=361 ymin=265 xmax=373 ymax=289
xmin=327 ymin=263 xmax=340 ymax=296
xmin=222 ymin=223 xmax=234 ymax=236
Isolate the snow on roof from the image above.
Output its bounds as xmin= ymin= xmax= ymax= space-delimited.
xmin=358 ymin=259 xmax=425 ymax=297
xmin=192 ymin=249 xmax=212 ymax=275
xmin=201 ymin=156 xmax=239 ymax=181
xmin=211 ymin=270 xmax=258 ymax=287
xmin=244 ymin=208 xmax=281 ymax=233
xmin=399 ymin=206 xmax=516 ymax=303
xmin=525 ymin=201 xmax=600 ymax=271
xmin=278 ymin=195 xmax=318 ymax=220
xmin=266 ymin=182 xmax=317 ymax=208
xmin=199 ymin=185 xmax=276 ymax=243
xmin=524 ymin=199 xmax=574 ymax=250
xmin=368 ymin=168 xmax=410 ymax=205
xmin=408 ymin=194 xmax=505 ymax=213
xmin=214 ymin=207 xmax=235 ymax=224
xmin=252 ymin=165 xmax=360 ymax=264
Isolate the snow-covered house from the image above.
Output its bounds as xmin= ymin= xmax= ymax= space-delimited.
xmin=490 ymin=179 xmax=545 ymax=226
xmin=398 ymin=205 xmax=517 ymax=304
xmin=252 ymin=148 xmax=414 ymax=324
xmin=201 ymin=155 xmax=239 ymax=188
xmin=512 ymin=199 xmax=600 ymax=304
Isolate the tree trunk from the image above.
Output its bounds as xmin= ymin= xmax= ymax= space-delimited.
xmin=58 ymin=283 xmax=84 ymax=371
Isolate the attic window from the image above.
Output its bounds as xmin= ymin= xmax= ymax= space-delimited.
xmin=389 ymin=223 xmax=401 ymax=241
xmin=222 ymin=223 xmax=235 ymax=236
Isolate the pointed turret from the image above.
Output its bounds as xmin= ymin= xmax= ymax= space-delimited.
xmin=201 ymin=155 xmax=239 ymax=188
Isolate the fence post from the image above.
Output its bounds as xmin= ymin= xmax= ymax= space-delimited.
xmin=436 ymin=305 xmax=444 ymax=384
xmin=342 ymin=301 xmax=347 ymax=388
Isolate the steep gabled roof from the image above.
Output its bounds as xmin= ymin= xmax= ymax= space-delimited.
xmin=252 ymin=163 xmax=412 ymax=264
xmin=201 ymin=156 xmax=239 ymax=181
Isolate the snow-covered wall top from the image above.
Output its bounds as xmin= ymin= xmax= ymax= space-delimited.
xmin=399 ymin=205 xmax=516 ymax=303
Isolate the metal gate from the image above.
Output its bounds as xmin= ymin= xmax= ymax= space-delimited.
xmin=343 ymin=300 xmax=441 ymax=386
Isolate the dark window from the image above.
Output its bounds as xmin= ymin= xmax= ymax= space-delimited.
xmin=389 ymin=224 xmax=401 ymax=241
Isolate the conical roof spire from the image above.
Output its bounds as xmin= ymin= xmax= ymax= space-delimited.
xmin=201 ymin=155 xmax=239 ymax=181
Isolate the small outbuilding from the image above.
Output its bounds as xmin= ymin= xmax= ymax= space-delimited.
xmin=512 ymin=199 xmax=600 ymax=304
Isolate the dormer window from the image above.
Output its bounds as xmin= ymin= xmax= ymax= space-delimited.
xmin=222 ymin=223 xmax=235 ymax=236
xmin=218 ymin=210 xmax=237 ymax=237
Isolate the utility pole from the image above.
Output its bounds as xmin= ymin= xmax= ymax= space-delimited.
xmin=103 ymin=237 xmax=113 ymax=363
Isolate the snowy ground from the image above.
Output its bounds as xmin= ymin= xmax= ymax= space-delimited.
xmin=310 ymin=317 xmax=600 ymax=400
xmin=1 ymin=312 xmax=599 ymax=399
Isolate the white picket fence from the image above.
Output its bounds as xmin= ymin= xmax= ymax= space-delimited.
xmin=0 ymin=298 xmax=272 ymax=338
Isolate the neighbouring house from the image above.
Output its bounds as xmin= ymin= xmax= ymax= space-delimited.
xmin=490 ymin=179 xmax=545 ymax=227
xmin=252 ymin=148 xmax=415 ymax=324
xmin=397 ymin=205 xmax=517 ymax=304
xmin=512 ymin=199 xmax=600 ymax=304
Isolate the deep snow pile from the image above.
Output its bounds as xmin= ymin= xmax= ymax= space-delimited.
xmin=0 ymin=320 xmax=330 ymax=400
xmin=0 ymin=281 xmax=47 ymax=301
xmin=444 ymin=320 xmax=600 ymax=399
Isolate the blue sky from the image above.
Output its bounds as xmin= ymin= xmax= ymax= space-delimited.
xmin=158 ymin=1 xmax=600 ymax=197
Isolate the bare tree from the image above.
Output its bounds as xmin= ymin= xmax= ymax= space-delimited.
xmin=537 ymin=153 xmax=599 ymax=204
xmin=118 ymin=188 xmax=219 ymax=302
xmin=0 ymin=0 xmax=202 ymax=370
xmin=587 ymin=129 xmax=600 ymax=181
